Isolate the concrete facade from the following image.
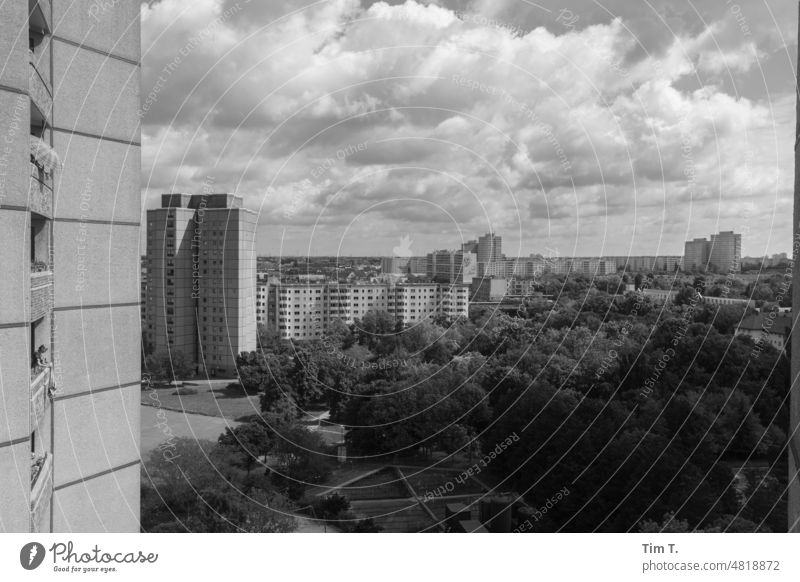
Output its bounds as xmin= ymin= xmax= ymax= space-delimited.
xmin=0 ymin=1 xmax=141 ymax=532
xmin=684 ymin=232 xmax=741 ymax=273
xmin=426 ymin=250 xmax=477 ymax=284
xmin=477 ymin=233 xmax=502 ymax=264
xmin=709 ymin=231 xmax=742 ymax=273
xmin=266 ymin=283 xmax=469 ymax=340
xmin=145 ymin=194 xmax=257 ymax=376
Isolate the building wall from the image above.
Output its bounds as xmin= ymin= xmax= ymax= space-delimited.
xmin=50 ymin=0 xmax=141 ymax=532
xmin=477 ymin=233 xmax=502 ymax=264
xmin=709 ymin=231 xmax=742 ymax=273
xmin=0 ymin=0 xmax=141 ymax=533
xmin=146 ymin=196 xmax=256 ymax=376
xmin=267 ymin=283 xmax=469 ymax=340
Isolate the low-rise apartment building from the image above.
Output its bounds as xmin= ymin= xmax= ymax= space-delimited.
xmin=266 ymin=283 xmax=469 ymax=340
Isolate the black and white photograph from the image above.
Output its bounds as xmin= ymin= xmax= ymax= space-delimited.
xmin=2 ymin=0 xmax=800 ymax=579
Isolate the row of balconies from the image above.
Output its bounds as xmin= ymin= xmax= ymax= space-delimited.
xmin=30 ymin=450 xmax=52 ymax=533
xmin=27 ymin=0 xmax=54 ymax=533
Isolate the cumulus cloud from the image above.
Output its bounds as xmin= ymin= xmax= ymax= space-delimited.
xmin=141 ymin=0 xmax=793 ymax=256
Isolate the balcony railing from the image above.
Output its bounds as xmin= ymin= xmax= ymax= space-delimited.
xmin=30 ymin=367 xmax=51 ymax=428
xmin=29 ymin=161 xmax=53 ymax=218
xmin=28 ymin=61 xmax=52 ymax=124
xmin=30 ymin=452 xmax=52 ymax=533
xmin=30 ymin=270 xmax=53 ymax=321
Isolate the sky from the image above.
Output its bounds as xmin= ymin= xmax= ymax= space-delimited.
xmin=140 ymin=0 xmax=798 ymax=258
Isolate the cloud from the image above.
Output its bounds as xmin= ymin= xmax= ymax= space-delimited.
xmin=141 ymin=0 xmax=793 ymax=256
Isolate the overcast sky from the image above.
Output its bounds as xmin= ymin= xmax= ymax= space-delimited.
xmin=140 ymin=0 xmax=797 ymax=258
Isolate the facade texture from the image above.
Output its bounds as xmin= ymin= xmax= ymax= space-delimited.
xmin=0 ymin=1 xmax=141 ymax=532
xmin=145 ymin=194 xmax=256 ymax=376
xmin=708 ymin=231 xmax=742 ymax=272
xmin=477 ymin=232 xmax=502 ymax=264
xmin=426 ymin=250 xmax=477 ymax=284
xmin=683 ymin=232 xmax=741 ymax=273
xmin=684 ymin=238 xmax=710 ymax=271
xmin=266 ymin=283 xmax=469 ymax=340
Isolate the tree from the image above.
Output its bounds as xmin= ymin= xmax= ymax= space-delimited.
xmin=140 ymin=438 xmax=296 ymax=532
xmin=270 ymin=425 xmax=334 ymax=500
xmin=144 ymin=350 xmax=194 ymax=382
xmin=218 ymin=422 xmax=272 ymax=475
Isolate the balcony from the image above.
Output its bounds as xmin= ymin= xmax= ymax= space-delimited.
xmin=30 ymin=452 xmax=52 ymax=533
xmin=29 ymin=161 xmax=53 ymax=218
xmin=30 ymin=269 xmax=53 ymax=321
xmin=28 ymin=60 xmax=52 ymax=125
xmin=30 ymin=366 xmax=51 ymax=428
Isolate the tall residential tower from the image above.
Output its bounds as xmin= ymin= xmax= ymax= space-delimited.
xmin=145 ymin=193 xmax=256 ymax=377
xmin=0 ymin=1 xmax=141 ymax=532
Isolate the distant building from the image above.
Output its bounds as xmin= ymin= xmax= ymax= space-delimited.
xmin=461 ymin=240 xmax=479 ymax=253
xmin=683 ymin=231 xmax=741 ymax=273
xmin=684 ymin=238 xmax=710 ymax=272
xmin=471 ymin=278 xmax=512 ymax=302
xmin=477 ymin=232 xmax=503 ymax=264
xmin=641 ymin=288 xmax=754 ymax=308
xmin=266 ymin=283 xmax=469 ymax=340
xmin=408 ymin=256 xmax=429 ymax=274
xmin=606 ymin=255 xmax=683 ymax=272
xmin=256 ymin=279 xmax=269 ymax=326
xmin=381 ymin=256 xmax=429 ymax=275
xmin=709 ymin=231 xmax=742 ymax=273
xmin=736 ymin=312 xmax=791 ymax=351
xmin=141 ymin=258 xmax=148 ymax=327
xmin=427 ymin=250 xmax=477 ymax=284
xmin=145 ymin=193 xmax=257 ymax=376
xmin=381 ymin=256 xmax=409 ymax=274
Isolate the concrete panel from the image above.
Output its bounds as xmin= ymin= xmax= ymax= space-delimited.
xmin=53 ymin=462 xmax=140 ymax=533
xmin=53 ymin=132 xmax=141 ymax=222
xmin=0 ymin=4 xmax=29 ymax=90
xmin=0 ymin=92 xmax=32 ymax=208
xmin=53 ymin=223 xmax=140 ymax=307
xmin=52 ymin=42 xmax=140 ymax=143
xmin=0 ymin=327 xmax=33 ymax=444
xmin=52 ymin=305 xmax=140 ymax=396
xmin=52 ymin=1 xmax=141 ymax=63
xmin=0 ymin=211 xmax=30 ymax=323
xmin=0 ymin=441 xmax=31 ymax=532
xmin=53 ymin=385 xmax=139 ymax=486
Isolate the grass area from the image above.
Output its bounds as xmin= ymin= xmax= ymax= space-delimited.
xmin=142 ymin=378 xmax=262 ymax=421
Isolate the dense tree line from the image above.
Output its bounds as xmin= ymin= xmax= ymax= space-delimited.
xmin=211 ymin=275 xmax=789 ymax=532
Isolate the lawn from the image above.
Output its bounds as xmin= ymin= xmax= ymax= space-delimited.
xmin=141 ymin=378 xmax=262 ymax=421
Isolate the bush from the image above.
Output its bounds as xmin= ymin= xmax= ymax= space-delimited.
xmin=312 ymin=493 xmax=350 ymax=520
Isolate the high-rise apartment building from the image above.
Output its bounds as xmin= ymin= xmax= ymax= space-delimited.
xmin=256 ymin=276 xmax=270 ymax=327
xmin=145 ymin=194 xmax=256 ymax=376
xmin=381 ymin=256 xmax=410 ymax=274
xmin=477 ymin=232 xmax=502 ymax=264
xmin=0 ymin=2 xmax=141 ymax=532
xmin=266 ymin=283 xmax=469 ymax=340
xmin=426 ymin=250 xmax=477 ymax=283
xmin=708 ymin=231 xmax=742 ymax=272
xmin=683 ymin=231 xmax=741 ymax=273
xmin=684 ymin=238 xmax=710 ymax=272
xmin=461 ymin=239 xmax=478 ymax=253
